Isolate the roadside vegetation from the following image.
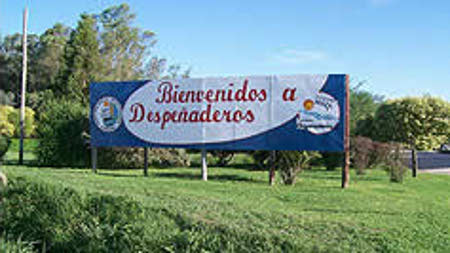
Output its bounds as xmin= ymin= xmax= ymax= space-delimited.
xmin=1 ymin=163 xmax=449 ymax=252
xmin=1 ymin=141 xmax=450 ymax=252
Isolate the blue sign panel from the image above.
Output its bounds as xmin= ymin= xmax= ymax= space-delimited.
xmin=90 ymin=74 xmax=347 ymax=151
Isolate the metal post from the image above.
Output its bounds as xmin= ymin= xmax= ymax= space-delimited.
xmin=342 ymin=75 xmax=350 ymax=188
xmin=144 ymin=147 xmax=148 ymax=177
xmin=269 ymin=150 xmax=276 ymax=186
xmin=19 ymin=7 xmax=28 ymax=165
xmin=411 ymin=147 xmax=418 ymax=177
xmin=91 ymin=147 xmax=97 ymax=173
xmin=201 ymin=149 xmax=208 ymax=181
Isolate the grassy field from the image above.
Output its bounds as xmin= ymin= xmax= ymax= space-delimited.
xmin=1 ymin=141 xmax=449 ymax=252
xmin=2 ymin=138 xmax=38 ymax=164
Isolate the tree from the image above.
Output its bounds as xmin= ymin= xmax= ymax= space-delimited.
xmin=371 ymin=96 xmax=450 ymax=177
xmin=97 ymin=3 xmax=156 ymax=81
xmin=349 ymin=82 xmax=383 ymax=136
xmin=59 ymin=14 xmax=100 ymax=102
xmin=319 ymin=83 xmax=382 ymax=172
xmin=0 ymin=26 xmax=70 ymax=98
xmin=0 ymin=89 xmax=14 ymax=105
xmin=0 ymin=33 xmax=40 ymax=98
xmin=37 ymin=23 xmax=71 ymax=91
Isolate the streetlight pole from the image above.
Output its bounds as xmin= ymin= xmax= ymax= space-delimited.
xmin=19 ymin=6 xmax=28 ymax=165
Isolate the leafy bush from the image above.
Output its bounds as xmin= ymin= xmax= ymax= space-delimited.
xmin=98 ymin=147 xmax=143 ymax=169
xmin=276 ymin=151 xmax=320 ymax=185
xmin=370 ymin=141 xmax=392 ymax=166
xmin=251 ymin=150 xmax=271 ymax=170
xmin=351 ymin=136 xmax=373 ymax=175
xmin=0 ymin=106 xmax=15 ymax=137
xmin=27 ymin=90 xmax=55 ymax=118
xmin=380 ymin=143 xmax=408 ymax=183
xmin=320 ymin=152 xmax=343 ymax=171
xmin=98 ymin=147 xmax=190 ymax=169
xmin=8 ymin=107 xmax=37 ymax=138
xmin=351 ymin=136 xmax=408 ymax=182
xmin=351 ymin=136 xmax=399 ymax=175
xmin=0 ymin=135 xmax=11 ymax=162
xmin=36 ymin=99 xmax=89 ymax=167
xmin=148 ymin=148 xmax=190 ymax=168
xmin=0 ymin=105 xmax=36 ymax=138
xmin=209 ymin=150 xmax=234 ymax=166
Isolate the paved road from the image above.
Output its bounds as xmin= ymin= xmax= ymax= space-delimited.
xmin=403 ymin=151 xmax=450 ymax=174
xmin=418 ymin=152 xmax=450 ymax=170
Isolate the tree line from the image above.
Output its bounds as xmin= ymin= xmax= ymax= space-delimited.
xmin=0 ymin=3 xmax=187 ymax=106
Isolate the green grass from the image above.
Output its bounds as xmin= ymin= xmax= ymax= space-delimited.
xmin=3 ymin=138 xmax=38 ymax=164
xmin=0 ymin=237 xmax=34 ymax=253
xmin=1 ymin=141 xmax=449 ymax=252
xmin=1 ymin=162 xmax=449 ymax=252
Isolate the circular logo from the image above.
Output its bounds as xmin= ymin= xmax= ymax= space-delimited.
xmin=296 ymin=92 xmax=340 ymax=135
xmin=93 ymin=97 xmax=122 ymax=132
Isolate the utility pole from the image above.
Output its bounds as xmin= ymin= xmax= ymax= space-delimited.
xmin=19 ymin=6 xmax=28 ymax=165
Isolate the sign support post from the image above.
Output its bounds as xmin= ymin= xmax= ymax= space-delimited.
xmin=269 ymin=150 xmax=276 ymax=186
xmin=201 ymin=149 xmax=208 ymax=181
xmin=91 ymin=147 xmax=97 ymax=173
xmin=341 ymin=75 xmax=350 ymax=188
xmin=144 ymin=147 xmax=148 ymax=177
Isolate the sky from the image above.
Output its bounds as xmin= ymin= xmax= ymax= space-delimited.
xmin=1 ymin=0 xmax=449 ymax=100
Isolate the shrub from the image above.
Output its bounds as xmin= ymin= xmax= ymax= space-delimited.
xmin=9 ymin=107 xmax=37 ymax=138
xmin=209 ymin=150 xmax=234 ymax=166
xmin=148 ymin=148 xmax=190 ymax=168
xmin=351 ymin=136 xmax=408 ymax=182
xmin=251 ymin=150 xmax=271 ymax=170
xmin=370 ymin=141 xmax=392 ymax=166
xmin=320 ymin=152 xmax=343 ymax=171
xmin=98 ymin=147 xmax=190 ymax=169
xmin=36 ymin=99 xmax=89 ymax=167
xmin=0 ymin=106 xmax=15 ymax=137
xmin=351 ymin=136 xmax=373 ymax=175
xmin=276 ymin=151 xmax=320 ymax=185
xmin=98 ymin=147 xmax=144 ymax=169
xmin=382 ymin=143 xmax=408 ymax=183
xmin=351 ymin=136 xmax=403 ymax=176
xmin=27 ymin=90 xmax=54 ymax=110
xmin=0 ymin=135 xmax=11 ymax=162
xmin=27 ymin=90 xmax=55 ymax=119
xmin=0 ymin=105 xmax=36 ymax=138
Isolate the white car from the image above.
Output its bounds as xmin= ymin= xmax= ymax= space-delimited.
xmin=439 ymin=144 xmax=450 ymax=153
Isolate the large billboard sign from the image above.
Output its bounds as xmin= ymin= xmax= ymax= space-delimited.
xmin=90 ymin=74 xmax=348 ymax=151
